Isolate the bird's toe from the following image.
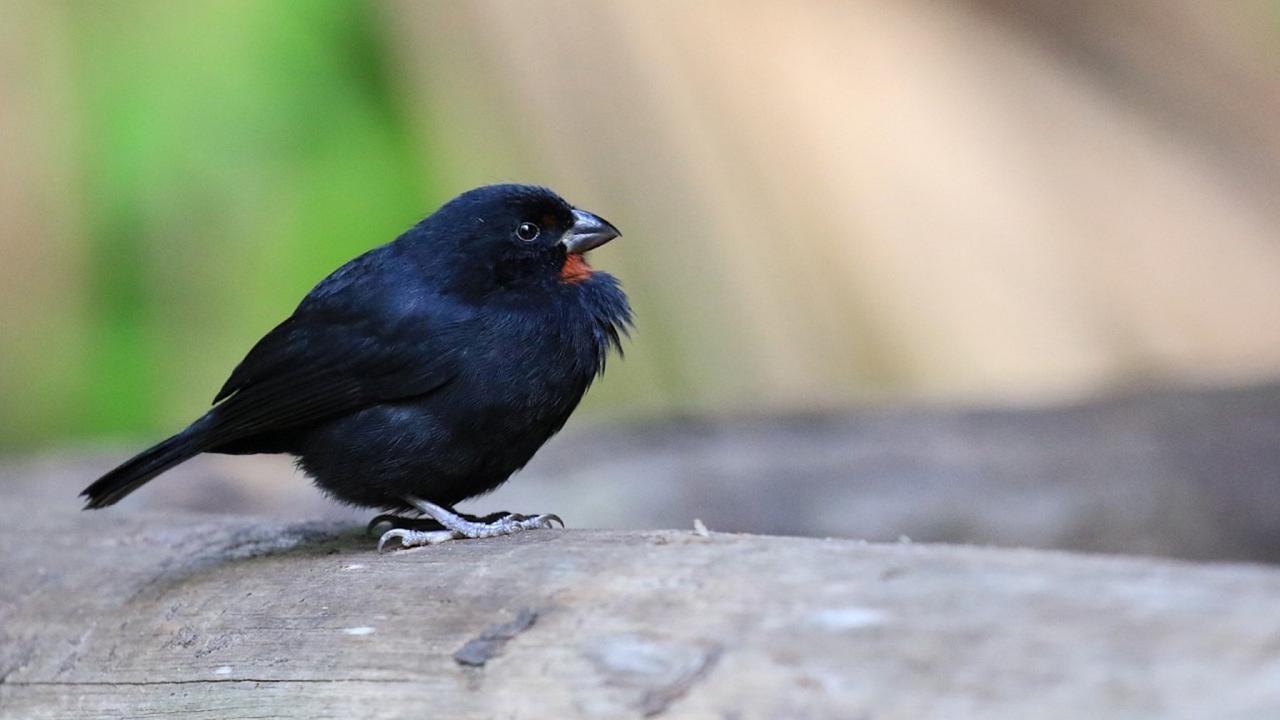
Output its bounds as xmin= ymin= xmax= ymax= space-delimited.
xmin=377 ymin=527 xmax=459 ymax=552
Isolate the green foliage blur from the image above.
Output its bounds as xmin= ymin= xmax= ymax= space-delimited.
xmin=12 ymin=1 xmax=1278 ymax=453
xmin=19 ymin=1 xmax=452 ymax=449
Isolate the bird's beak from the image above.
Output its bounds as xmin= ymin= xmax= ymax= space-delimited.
xmin=562 ymin=209 xmax=621 ymax=255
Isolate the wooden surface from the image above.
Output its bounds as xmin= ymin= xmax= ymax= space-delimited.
xmin=2 ymin=503 xmax=1279 ymax=719
xmin=13 ymin=381 xmax=1280 ymax=563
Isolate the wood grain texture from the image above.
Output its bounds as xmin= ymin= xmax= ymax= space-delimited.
xmin=14 ymin=382 xmax=1280 ymax=563
xmin=2 ymin=501 xmax=1279 ymax=719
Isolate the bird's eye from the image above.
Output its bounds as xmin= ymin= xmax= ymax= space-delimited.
xmin=516 ymin=222 xmax=540 ymax=242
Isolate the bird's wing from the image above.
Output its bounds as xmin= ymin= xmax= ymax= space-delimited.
xmin=204 ymin=288 xmax=470 ymax=445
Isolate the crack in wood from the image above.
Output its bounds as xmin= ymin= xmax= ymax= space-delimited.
xmin=453 ymin=607 xmax=539 ymax=667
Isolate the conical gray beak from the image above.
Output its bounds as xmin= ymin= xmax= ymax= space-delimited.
xmin=562 ymin=209 xmax=621 ymax=255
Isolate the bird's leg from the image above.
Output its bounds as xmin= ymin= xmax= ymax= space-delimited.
xmin=376 ymin=496 xmax=563 ymax=551
xmin=367 ymin=511 xmax=522 ymax=538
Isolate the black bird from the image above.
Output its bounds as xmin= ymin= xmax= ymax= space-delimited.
xmin=82 ymin=184 xmax=630 ymax=549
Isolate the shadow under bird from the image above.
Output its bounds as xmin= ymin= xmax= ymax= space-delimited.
xmin=82 ymin=184 xmax=631 ymax=550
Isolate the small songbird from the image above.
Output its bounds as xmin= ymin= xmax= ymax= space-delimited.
xmin=82 ymin=184 xmax=630 ymax=550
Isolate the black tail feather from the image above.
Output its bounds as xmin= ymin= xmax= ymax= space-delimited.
xmin=81 ymin=425 xmax=208 ymax=509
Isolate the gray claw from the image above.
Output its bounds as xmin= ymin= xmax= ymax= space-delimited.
xmin=378 ymin=528 xmax=408 ymax=553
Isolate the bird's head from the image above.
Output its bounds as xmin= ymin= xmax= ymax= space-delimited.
xmin=407 ymin=184 xmax=621 ymax=299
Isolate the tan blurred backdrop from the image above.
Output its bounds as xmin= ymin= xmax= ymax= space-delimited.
xmin=3 ymin=0 xmax=1280 ymax=449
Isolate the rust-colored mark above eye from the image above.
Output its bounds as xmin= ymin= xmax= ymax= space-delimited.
xmin=560 ymin=254 xmax=593 ymax=284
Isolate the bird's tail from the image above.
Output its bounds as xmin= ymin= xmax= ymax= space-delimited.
xmin=81 ymin=419 xmax=212 ymax=509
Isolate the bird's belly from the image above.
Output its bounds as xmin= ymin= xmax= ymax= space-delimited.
xmin=293 ymin=375 xmax=584 ymax=511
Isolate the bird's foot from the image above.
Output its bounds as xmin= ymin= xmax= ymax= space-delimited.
xmin=367 ymin=510 xmax=523 ymax=538
xmin=376 ymin=497 xmax=563 ymax=552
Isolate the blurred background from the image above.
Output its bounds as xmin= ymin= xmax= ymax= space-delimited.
xmin=3 ymin=1 xmax=1280 ymax=561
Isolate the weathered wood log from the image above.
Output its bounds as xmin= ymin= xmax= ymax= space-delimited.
xmin=12 ymin=382 xmax=1280 ymax=563
xmin=2 ymin=505 xmax=1278 ymax=719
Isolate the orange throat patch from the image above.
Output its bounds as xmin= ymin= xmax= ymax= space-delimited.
xmin=560 ymin=254 xmax=593 ymax=284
